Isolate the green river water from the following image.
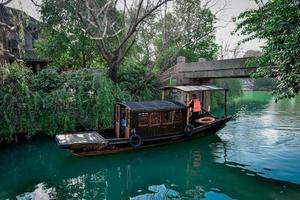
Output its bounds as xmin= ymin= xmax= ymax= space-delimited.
xmin=0 ymin=92 xmax=300 ymax=200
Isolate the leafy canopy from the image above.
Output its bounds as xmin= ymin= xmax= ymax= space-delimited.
xmin=37 ymin=0 xmax=101 ymax=69
xmin=234 ymin=0 xmax=300 ymax=100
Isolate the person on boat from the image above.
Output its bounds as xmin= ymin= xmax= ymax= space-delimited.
xmin=189 ymin=94 xmax=202 ymax=123
xmin=121 ymin=113 xmax=126 ymax=137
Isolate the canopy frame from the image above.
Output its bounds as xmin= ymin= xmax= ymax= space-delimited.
xmin=160 ymin=85 xmax=228 ymax=118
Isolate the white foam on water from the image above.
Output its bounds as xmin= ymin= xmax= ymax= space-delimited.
xmin=16 ymin=183 xmax=56 ymax=200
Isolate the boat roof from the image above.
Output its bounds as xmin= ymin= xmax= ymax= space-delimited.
xmin=159 ymin=85 xmax=226 ymax=92
xmin=119 ymin=100 xmax=186 ymax=112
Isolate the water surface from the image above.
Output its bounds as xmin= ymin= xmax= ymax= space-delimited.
xmin=0 ymin=92 xmax=300 ymax=200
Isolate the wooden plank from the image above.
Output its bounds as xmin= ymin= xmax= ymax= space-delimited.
xmin=56 ymin=131 xmax=108 ymax=146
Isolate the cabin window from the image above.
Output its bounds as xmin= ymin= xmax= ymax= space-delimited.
xmin=150 ymin=112 xmax=161 ymax=126
xmin=173 ymin=110 xmax=182 ymax=123
xmin=138 ymin=113 xmax=149 ymax=127
xmin=162 ymin=111 xmax=173 ymax=125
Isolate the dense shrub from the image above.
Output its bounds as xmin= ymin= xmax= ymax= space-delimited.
xmin=0 ymin=63 xmax=143 ymax=143
xmin=0 ymin=63 xmax=33 ymax=142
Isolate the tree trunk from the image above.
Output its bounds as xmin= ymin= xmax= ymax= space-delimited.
xmin=108 ymin=61 xmax=119 ymax=82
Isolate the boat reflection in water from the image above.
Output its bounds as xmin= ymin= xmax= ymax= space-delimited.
xmin=2 ymin=133 xmax=300 ymax=200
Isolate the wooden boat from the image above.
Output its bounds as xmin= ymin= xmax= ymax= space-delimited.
xmin=55 ymin=85 xmax=232 ymax=156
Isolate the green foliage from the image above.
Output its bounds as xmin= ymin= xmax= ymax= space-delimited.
xmin=175 ymin=0 xmax=218 ymax=61
xmin=36 ymin=25 xmax=101 ymax=69
xmin=0 ymin=63 xmax=134 ymax=143
xmin=118 ymin=60 xmax=159 ymax=101
xmin=31 ymin=67 xmax=64 ymax=92
xmin=234 ymin=0 xmax=300 ymax=100
xmin=0 ymin=62 xmax=31 ymax=94
xmin=37 ymin=0 xmax=102 ymax=69
xmin=211 ymin=79 xmax=243 ymax=110
xmin=0 ymin=63 xmax=32 ymax=141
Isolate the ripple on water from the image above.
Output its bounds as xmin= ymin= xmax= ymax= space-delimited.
xmin=216 ymin=95 xmax=300 ymax=184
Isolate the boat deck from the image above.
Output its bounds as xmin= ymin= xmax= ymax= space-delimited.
xmin=56 ymin=131 xmax=108 ymax=148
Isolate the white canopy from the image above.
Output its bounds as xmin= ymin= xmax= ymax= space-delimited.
xmin=160 ymin=85 xmax=226 ymax=92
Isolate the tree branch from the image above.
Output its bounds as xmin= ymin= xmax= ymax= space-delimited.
xmin=0 ymin=0 xmax=12 ymax=6
xmin=115 ymin=0 xmax=172 ymax=54
xmin=30 ymin=0 xmax=41 ymax=7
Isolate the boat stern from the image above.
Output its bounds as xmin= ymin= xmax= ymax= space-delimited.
xmin=55 ymin=131 xmax=108 ymax=150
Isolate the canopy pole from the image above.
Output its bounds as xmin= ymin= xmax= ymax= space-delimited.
xmin=161 ymin=90 xmax=165 ymax=100
xmin=186 ymin=93 xmax=190 ymax=124
xmin=224 ymin=90 xmax=227 ymax=117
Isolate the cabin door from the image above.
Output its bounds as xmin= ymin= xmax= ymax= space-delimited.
xmin=115 ymin=104 xmax=120 ymax=138
xmin=124 ymin=108 xmax=130 ymax=138
xmin=116 ymin=105 xmax=130 ymax=138
xmin=120 ymin=107 xmax=126 ymax=138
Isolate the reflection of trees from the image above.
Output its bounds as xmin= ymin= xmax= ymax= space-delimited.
xmin=213 ymin=92 xmax=273 ymax=117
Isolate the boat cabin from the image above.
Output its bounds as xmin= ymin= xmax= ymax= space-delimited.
xmin=114 ymin=101 xmax=187 ymax=139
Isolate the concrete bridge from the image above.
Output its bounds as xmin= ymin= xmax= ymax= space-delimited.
xmin=159 ymin=56 xmax=257 ymax=85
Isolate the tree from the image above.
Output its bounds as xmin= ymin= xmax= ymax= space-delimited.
xmin=135 ymin=0 xmax=219 ymax=78
xmin=234 ymin=0 xmax=300 ymax=100
xmin=218 ymin=40 xmax=244 ymax=60
xmin=39 ymin=0 xmax=101 ymax=69
xmin=41 ymin=0 xmax=171 ymax=82
xmin=175 ymin=0 xmax=218 ymax=61
xmin=0 ymin=0 xmax=12 ymax=5
xmin=80 ymin=0 xmax=173 ymax=82
xmin=218 ymin=40 xmax=230 ymax=60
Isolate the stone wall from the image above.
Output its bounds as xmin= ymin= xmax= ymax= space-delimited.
xmin=0 ymin=4 xmax=39 ymax=64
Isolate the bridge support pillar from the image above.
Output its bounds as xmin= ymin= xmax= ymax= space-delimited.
xmin=174 ymin=56 xmax=187 ymax=85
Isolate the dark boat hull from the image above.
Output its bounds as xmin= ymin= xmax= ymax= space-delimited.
xmin=63 ymin=116 xmax=232 ymax=156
